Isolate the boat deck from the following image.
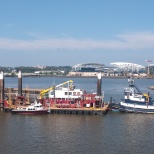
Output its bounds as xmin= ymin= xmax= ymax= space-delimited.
xmin=48 ymin=105 xmax=108 ymax=115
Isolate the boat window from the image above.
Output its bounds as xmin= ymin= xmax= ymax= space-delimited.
xmin=69 ymin=92 xmax=72 ymax=95
xmin=73 ymin=92 xmax=76 ymax=96
xmin=70 ymin=101 xmax=74 ymax=104
xmin=146 ymin=97 xmax=149 ymax=102
xmin=65 ymin=92 xmax=68 ymax=95
xmin=50 ymin=91 xmax=54 ymax=95
xmin=77 ymin=92 xmax=80 ymax=96
xmin=125 ymin=92 xmax=128 ymax=95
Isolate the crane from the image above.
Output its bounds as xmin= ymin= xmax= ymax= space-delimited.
xmin=39 ymin=80 xmax=73 ymax=99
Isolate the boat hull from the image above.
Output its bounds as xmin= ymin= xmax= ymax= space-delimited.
xmin=12 ymin=109 xmax=48 ymax=114
xmin=118 ymin=102 xmax=154 ymax=113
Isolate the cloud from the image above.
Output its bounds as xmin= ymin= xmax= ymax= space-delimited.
xmin=0 ymin=32 xmax=154 ymax=51
xmin=116 ymin=32 xmax=154 ymax=49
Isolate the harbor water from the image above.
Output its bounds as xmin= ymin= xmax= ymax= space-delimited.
xmin=1 ymin=77 xmax=154 ymax=154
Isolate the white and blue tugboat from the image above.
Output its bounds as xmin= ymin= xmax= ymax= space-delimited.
xmin=116 ymin=78 xmax=154 ymax=113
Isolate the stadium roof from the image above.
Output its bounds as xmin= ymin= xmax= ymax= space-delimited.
xmin=110 ymin=62 xmax=145 ymax=70
xmin=72 ymin=63 xmax=105 ymax=71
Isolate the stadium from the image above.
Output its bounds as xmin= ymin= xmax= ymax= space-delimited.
xmin=110 ymin=62 xmax=145 ymax=71
xmin=68 ymin=62 xmax=147 ymax=77
xmin=71 ymin=63 xmax=105 ymax=72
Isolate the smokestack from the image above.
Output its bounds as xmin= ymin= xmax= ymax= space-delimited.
xmin=0 ymin=71 xmax=4 ymax=101
xmin=97 ymin=72 xmax=102 ymax=96
xmin=18 ymin=71 xmax=22 ymax=96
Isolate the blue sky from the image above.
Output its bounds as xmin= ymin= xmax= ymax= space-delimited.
xmin=0 ymin=0 xmax=154 ymax=67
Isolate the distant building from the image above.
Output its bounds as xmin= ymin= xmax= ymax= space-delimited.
xmin=110 ymin=62 xmax=145 ymax=72
xmin=34 ymin=65 xmax=46 ymax=69
xmin=149 ymin=64 xmax=154 ymax=74
xmin=72 ymin=63 xmax=105 ymax=72
xmin=69 ymin=63 xmax=116 ymax=76
xmin=68 ymin=72 xmax=97 ymax=76
xmin=34 ymin=70 xmax=51 ymax=74
xmin=68 ymin=62 xmax=148 ymax=77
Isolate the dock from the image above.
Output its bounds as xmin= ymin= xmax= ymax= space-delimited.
xmin=48 ymin=106 xmax=108 ymax=115
xmin=4 ymin=105 xmax=109 ymax=115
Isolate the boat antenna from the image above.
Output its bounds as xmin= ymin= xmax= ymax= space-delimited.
xmin=128 ymin=76 xmax=134 ymax=87
xmin=128 ymin=77 xmax=142 ymax=94
xmin=134 ymin=83 xmax=143 ymax=94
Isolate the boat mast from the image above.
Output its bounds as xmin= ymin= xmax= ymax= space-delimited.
xmin=128 ymin=77 xmax=142 ymax=94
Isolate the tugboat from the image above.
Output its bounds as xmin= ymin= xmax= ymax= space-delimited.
xmin=111 ymin=77 xmax=154 ymax=113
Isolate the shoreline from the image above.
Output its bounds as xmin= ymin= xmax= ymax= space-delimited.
xmin=4 ymin=74 xmax=154 ymax=79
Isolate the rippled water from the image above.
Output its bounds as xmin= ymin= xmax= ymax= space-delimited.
xmin=1 ymin=77 xmax=154 ymax=154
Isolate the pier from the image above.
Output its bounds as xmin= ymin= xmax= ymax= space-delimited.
xmin=4 ymin=105 xmax=108 ymax=115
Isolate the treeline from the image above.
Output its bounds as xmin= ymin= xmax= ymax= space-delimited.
xmin=0 ymin=66 xmax=72 ymax=74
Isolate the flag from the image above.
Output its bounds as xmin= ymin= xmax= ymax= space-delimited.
xmin=145 ymin=60 xmax=152 ymax=62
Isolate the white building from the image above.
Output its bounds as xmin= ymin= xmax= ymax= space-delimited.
xmin=110 ymin=62 xmax=145 ymax=72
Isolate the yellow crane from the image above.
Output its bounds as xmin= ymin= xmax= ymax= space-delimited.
xmin=40 ymin=80 xmax=73 ymax=99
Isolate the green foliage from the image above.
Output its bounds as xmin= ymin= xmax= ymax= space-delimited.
xmin=0 ymin=66 xmax=72 ymax=76
xmin=10 ymin=72 xmax=16 ymax=77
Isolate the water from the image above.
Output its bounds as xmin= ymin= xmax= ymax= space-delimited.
xmin=1 ymin=77 xmax=154 ymax=154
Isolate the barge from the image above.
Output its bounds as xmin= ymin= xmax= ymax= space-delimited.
xmin=39 ymin=73 xmax=108 ymax=115
xmin=1 ymin=71 xmax=108 ymax=115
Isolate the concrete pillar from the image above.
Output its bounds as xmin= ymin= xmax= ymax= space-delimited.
xmin=18 ymin=71 xmax=22 ymax=96
xmin=0 ymin=71 xmax=4 ymax=101
xmin=97 ymin=72 xmax=102 ymax=96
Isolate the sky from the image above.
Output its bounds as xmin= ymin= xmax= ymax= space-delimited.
xmin=0 ymin=0 xmax=154 ymax=67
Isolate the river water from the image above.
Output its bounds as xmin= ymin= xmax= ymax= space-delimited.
xmin=1 ymin=77 xmax=154 ymax=154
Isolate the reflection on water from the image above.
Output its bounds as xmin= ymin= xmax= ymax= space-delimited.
xmin=1 ymin=77 xmax=154 ymax=154
xmin=1 ymin=112 xmax=154 ymax=154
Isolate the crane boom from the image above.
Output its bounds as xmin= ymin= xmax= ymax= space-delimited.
xmin=40 ymin=80 xmax=73 ymax=99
